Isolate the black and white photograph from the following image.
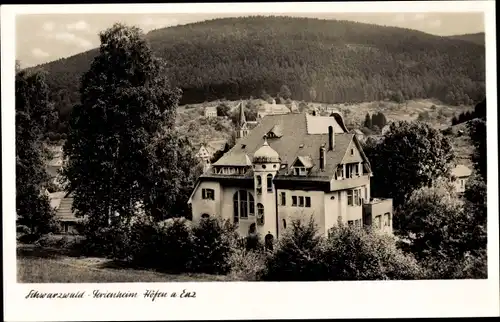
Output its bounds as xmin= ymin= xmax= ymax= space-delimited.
xmin=2 ymin=1 xmax=498 ymax=321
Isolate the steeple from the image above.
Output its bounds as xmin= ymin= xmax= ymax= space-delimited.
xmin=236 ymin=101 xmax=249 ymax=139
xmin=239 ymin=101 xmax=246 ymax=126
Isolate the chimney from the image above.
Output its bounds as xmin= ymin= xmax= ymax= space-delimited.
xmin=319 ymin=146 xmax=326 ymax=171
xmin=328 ymin=126 xmax=334 ymax=150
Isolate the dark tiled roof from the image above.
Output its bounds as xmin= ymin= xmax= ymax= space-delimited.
xmin=213 ymin=113 xmax=362 ymax=180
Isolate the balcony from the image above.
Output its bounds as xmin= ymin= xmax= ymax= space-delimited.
xmin=362 ymin=198 xmax=393 ymax=233
xmin=329 ymin=174 xmax=369 ymax=191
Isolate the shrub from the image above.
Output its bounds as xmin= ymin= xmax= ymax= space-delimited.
xmin=227 ymin=248 xmax=267 ymax=281
xmin=323 ymin=225 xmax=425 ymax=280
xmin=190 ymin=216 xmax=238 ymax=274
xmin=262 ymin=218 xmax=327 ymax=281
xmin=155 ymin=217 xmax=194 ymax=273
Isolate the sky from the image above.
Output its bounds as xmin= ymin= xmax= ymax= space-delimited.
xmin=16 ymin=12 xmax=485 ymax=68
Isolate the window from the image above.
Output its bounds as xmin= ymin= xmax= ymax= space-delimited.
xmin=282 ymin=219 xmax=287 ymax=229
xmin=202 ymin=188 xmax=215 ymax=200
xmin=292 ymin=196 xmax=297 ymax=206
xmin=348 ymin=220 xmax=354 ymax=226
xmin=267 ymin=174 xmax=273 ymax=192
xmin=375 ymin=215 xmax=382 ymax=229
xmin=460 ymin=179 xmax=465 ymax=188
xmin=354 ymin=164 xmax=360 ymax=176
xmin=347 ymin=190 xmax=353 ymax=206
xmin=233 ymin=190 xmax=255 ymax=222
xmin=348 ymin=188 xmax=362 ymax=206
xmin=305 ymin=196 xmax=311 ymax=207
xmin=346 ymin=165 xmax=352 ymax=178
xmin=350 ymin=148 xmax=354 ymax=155
xmin=355 ymin=219 xmax=361 ymax=227
xmin=336 ymin=165 xmax=344 ymax=179
xmin=257 ymin=203 xmax=264 ymax=225
xmin=257 ymin=176 xmax=262 ymax=186
xmin=345 ymin=164 xmax=358 ymax=178
xmin=280 ymin=192 xmax=286 ymax=206
xmin=201 ymin=213 xmax=210 ymax=219
xmin=384 ymin=213 xmax=391 ymax=227
xmin=299 ymin=196 xmax=305 ymax=207
xmin=293 ymin=167 xmax=307 ymax=176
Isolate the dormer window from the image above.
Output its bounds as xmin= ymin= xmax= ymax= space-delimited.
xmin=294 ymin=167 xmax=307 ymax=176
xmin=291 ymin=156 xmax=313 ymax=177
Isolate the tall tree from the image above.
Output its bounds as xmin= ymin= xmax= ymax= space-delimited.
xmin=16 ymin=68 xmax=58 ymax=238
xmin=62 ymin=24 xmax=195 ymax=229
xmin=364 ymin=121 xmax=455 ymax=208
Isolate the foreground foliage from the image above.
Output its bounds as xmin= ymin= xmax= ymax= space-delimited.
xmin=262 ymin=219 xmax=424 ymax=281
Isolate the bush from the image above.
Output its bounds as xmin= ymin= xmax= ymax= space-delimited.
xmin=155 ymin=218 xmax=194 ymax=273
xmin=190 ymin=216 xmax=238 ymax=274
xmin=262 ymin=218 xmax=424 ymax=281
xmin=262 ymin=218 xmax=327 ymax=281
xmin=323 ymin=225 xmax=425 ymax=280
xmin=227 ymin=248 xmax=267 ymax=281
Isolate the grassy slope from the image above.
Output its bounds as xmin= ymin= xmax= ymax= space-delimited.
xmin=17 ymin=245 xmax=228 ymax=283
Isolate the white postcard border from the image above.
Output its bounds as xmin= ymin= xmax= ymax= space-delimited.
xmin=2 ymin=2 xmax=498 ymax=321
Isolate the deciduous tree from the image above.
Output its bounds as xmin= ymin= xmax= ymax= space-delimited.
xmin=62 ymin=24 xmax=198 ymax=231
xmin=364 ymin=121 xmax=455 ymax=208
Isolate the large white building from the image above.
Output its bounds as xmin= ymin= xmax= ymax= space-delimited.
xmin=188 ymin=108 xmax=393 ymax=241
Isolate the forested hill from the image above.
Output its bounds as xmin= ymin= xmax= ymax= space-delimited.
xmin=446 ymin=32 xmax=485 ymax=46
xmin=33 ymin=16 xmax=485 ymax=133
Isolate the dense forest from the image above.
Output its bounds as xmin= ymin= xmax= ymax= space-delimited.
xmin=29 ymin=16 xmax=485 ymax=134
xmin=446 ymin=32 xmax=485 ymax=46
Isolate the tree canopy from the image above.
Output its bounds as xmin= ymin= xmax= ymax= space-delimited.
xmin=62 ymin=23 xmax=199 ymax=230
xmin=363 ymin=121 xmax=455 ymax=208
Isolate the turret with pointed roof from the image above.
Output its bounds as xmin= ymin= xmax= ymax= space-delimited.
xmin=236 ymin=101 xmax=249 ymax=139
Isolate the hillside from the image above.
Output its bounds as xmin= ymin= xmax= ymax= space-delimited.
xmin=446 ymin=32 xmax=485 ymax=46
xmin=31 ymin=16 xmax=485 ymax=134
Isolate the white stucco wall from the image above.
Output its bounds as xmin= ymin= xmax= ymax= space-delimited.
xmin=277 ymin=189 xmax=325 ymax=237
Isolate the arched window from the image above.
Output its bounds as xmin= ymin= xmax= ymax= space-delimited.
xmin=201 ymin=213 xmax=210 ymax=219
xmin=282 ymin=218 xmax=287 ymax=229
xmin=267 ymin=174 xmax=273 ymax=192
xmin=256 ymin=175 xmax=262 ymax=186
xmin=233 ymin=190 xmax=255 ymax=222
xmin=257 ymin=203 xmax=264 ymax=225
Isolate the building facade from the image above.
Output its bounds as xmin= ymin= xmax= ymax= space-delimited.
xmin=204 ymin=106 xmax=218 ymax=118
xmin=452 ymin=164 xmax=473 ymax=193
xmin=188 ymin=112 xmax=393 ymax=241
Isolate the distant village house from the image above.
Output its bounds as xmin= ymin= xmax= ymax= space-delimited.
xmin=204 ymin=105 xmax=218 ymax=118
xmin=452 ymin=164 xmax=472 ymax=193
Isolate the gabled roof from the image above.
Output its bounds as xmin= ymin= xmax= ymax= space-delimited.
xmin=211 ymin=113 xmax=370 ymax=181
xmin=293 ymin=155 xmax=314 ymax=168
